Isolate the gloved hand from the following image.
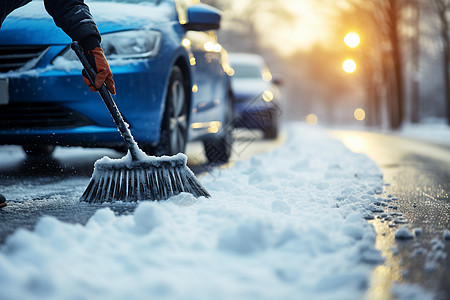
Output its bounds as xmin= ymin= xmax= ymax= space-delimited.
xmin=80 ymin=36 xmax=115 ymax=95
xmin=82 ymin=47 xmax=116 ymax=95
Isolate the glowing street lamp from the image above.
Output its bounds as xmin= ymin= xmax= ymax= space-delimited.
xmin=354 ymin=108 xmax=366 ymax=121
xmin=344 ymin=32 xmax=360 ymax=48
xmin=305 ymin=113 xmax=318 ymax=125
xmin=342 ymin=59 xmax=357 ymax=73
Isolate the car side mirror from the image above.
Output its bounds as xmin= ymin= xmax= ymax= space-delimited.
xmin=184 ymin=4 xmax=221 ymax=31
xmin=272 ymin=75 xmax=283 ymax=86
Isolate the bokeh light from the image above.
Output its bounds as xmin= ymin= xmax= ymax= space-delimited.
xmin=306 ymin=113 xmax=318 ymax=125
xmin=262 ymin=90 xmax=274 ymax=102
xmin=354 ymin=108 xmax=366 ymax=121
xmin=343 ymin=59 xmax=357 ymax=73
xmin=344 ymin=32 xmax=360 ymax=48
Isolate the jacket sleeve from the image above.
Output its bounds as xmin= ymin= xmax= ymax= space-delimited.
xmin=43 ymin=0 xmax=101 ymax=43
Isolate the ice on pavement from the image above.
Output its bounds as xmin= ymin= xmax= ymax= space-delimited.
xmin=394 ymin=227 xmax=414 ymax=240
xmin=0 ymin=123 xmax=420 ymax=299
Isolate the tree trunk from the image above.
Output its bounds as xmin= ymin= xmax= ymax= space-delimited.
xmin=437 ymin=2 xmax=450 ymax=125
xmin=388 ymin=0 xmax=404 ymax=129
xmin=410 ymin=1 xmax=421 ymax=123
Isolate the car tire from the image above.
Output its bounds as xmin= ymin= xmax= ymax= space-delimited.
xmin=263 ymin=113 xmax=279 ymax=139
xmin=203 ymin=89 xmax=234 ymax=164
xmin=22 ymin=144 xmax=55 ymax=157
xmin=153 ymin=66 xmax=189 ymax=156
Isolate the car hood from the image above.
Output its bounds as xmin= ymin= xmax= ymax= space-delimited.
xmin=0 ymin=1 xmax=175 ymax=45
xmin=231 ymin=79 xmax=271 ymax=96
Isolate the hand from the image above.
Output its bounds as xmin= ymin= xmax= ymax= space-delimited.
xmin=82 ymin=47 xmax=116 ymax=95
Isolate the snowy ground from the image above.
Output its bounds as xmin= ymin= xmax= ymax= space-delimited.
xmin=399 ymin=120 xmax=450 ymax=145
xmin=0 ymin=123 xmax=440 ymax=300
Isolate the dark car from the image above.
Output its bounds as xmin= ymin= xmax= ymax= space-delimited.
xmin=0 ymin=0 xmax=234 ymax=163
xmin=229 ymin=53 xmax=281 ymax=139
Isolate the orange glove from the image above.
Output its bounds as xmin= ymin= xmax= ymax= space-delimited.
xmin=82 ymin=47 xmax=116 ymax=95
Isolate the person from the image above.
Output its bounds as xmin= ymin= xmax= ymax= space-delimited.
xmin=0 ymin=0 xmax=116 ymax=208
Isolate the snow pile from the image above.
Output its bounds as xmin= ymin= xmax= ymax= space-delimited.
xmin=0 ymin=124 xmax=387 ymax=299
xmin=400 ymin=121 xmax=450 ymax=145
xmin=392 ymin=283 xmax=435 ymax=300
xmin=443 ymin=229 xmax=450 ymax=240
xmin=424 ymin=237 xmax=448 ymax=272
xmin=394 ymin=227 xmax=414 ymax=240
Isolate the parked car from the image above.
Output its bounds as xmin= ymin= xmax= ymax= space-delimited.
xmin=0 ymin=0 xmax=234 ymax=163
xmin=228 ymin=53 xmax=281 ymax=139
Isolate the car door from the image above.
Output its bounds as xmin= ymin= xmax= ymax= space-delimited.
xmin=175 ymin=0 xmax=228 ymax=130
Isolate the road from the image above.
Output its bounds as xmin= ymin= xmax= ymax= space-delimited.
xmin=0 ymin=129 xmax=285 ymax=245
xmin=1 ymin=128 xmax=448 ymax=299
xmin=331 ymin=130 xmax=450 ymax=300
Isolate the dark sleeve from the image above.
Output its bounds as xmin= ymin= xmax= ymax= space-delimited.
xmin=0 ymin=0 xmax=31 ymax=28
xmin=43 ymin=0 xmax=101 ymax=44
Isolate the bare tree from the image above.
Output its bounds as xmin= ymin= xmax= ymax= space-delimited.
xmin=433 ymin=0 xmax=450 ymax=125
xmin=332 ymin=0 xmax=411 ymax=129
xmin=385 ymin=0 xmax=406 ymax=129
xmin=407 ymin=0 xmax=421 ymax=123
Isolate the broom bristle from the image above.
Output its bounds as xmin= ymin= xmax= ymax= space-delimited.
xmin=80 ymin=158 xmax=210 ymax=203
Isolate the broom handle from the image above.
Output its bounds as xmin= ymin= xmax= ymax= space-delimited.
xmin=71 ymin=42 xmax=141 ymax=161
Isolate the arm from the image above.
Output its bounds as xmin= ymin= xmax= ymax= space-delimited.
xmin=44 ymin=0 xmax=115 ymax=94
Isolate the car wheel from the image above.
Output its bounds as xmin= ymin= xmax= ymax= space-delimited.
xmin=22 ymin=144 xmax=55 ymax=157
xmin=263 ymin=113 xmax=279 ymax=139
xmin=154 ymin=66 xmax=188 ymax=156
xmin=203 ymin=89 xmax=234 ymax=164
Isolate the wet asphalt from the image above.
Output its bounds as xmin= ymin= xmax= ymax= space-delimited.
xmin=331 ymin=130 xmax=450 ymax=300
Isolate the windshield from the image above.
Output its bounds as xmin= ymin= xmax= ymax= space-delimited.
xmin=231 ymin=64 xmax=263 ymax=79
xmin=90 ymin=0 xmax=159 ymax=3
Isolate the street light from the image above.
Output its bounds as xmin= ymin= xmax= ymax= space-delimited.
xmin=342 ymin=32 xmax=360 ymax=74
xmin=354 ymin=108 xmax=366 ymax=121
xmin=344 ymin=32 xmax=360 ymax=48
xmin=343 ymin=59 xmax=357 ymax=73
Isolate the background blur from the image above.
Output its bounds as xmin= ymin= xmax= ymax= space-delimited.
xmin=204 ymin=0 xmax=450 ymax=129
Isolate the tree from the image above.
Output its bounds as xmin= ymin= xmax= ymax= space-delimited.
xmin=433 ymin=0 xmax=450 ymax=125
xmin=331 ymin=0 xmax=412 ymax=129
xmin=405 ymin=0 xmax=421 ymax=123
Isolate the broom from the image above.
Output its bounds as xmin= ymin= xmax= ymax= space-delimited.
xmin=71 ymin=42 xmax=210 ymax=203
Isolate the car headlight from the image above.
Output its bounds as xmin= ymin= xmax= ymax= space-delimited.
xmin=56 ymin=30 xmax=161 ymax=62
xmin=102 ymin=30 xmax=161 ymax=58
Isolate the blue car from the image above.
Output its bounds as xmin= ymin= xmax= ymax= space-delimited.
xmin=0 ymin=0 xmax=234 ymax=163
xmin=228 ymin=53 xmax=281 ymax=139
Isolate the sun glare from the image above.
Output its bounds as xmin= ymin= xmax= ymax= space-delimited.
xmin=343 ymin=59 xmax=357 ymax=73
xmin=344 ymin=32 xmax=360 ymax=48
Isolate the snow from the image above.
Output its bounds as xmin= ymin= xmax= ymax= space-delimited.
xmin=424 ymin=237 xmax=447 ymax=272
xmin=93 ymin=149 xmax=187 ymax=168
xmin=8 ymin=1 xmax=172 ymax=25
xmin=0 ymin=123 xmax=440 ymax=299
xmin=394 ymin=227 xmax=414 ymax=240
xmin=392 ymin=283 xmax=434 ymax=300
xmin=399 ymin=120 xmax=450 ymax=145
xmin=444 ymin=229 xmax=450 ymax=240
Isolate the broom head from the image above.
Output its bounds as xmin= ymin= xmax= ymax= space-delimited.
xmin=80 ymin=153 xmax=210 ymax=203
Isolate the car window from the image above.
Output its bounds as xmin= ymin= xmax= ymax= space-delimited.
xmin=92 ymin=0 xmax=159 ymax=3
xmin=231 ymin=63 xmax=263 ymax=80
